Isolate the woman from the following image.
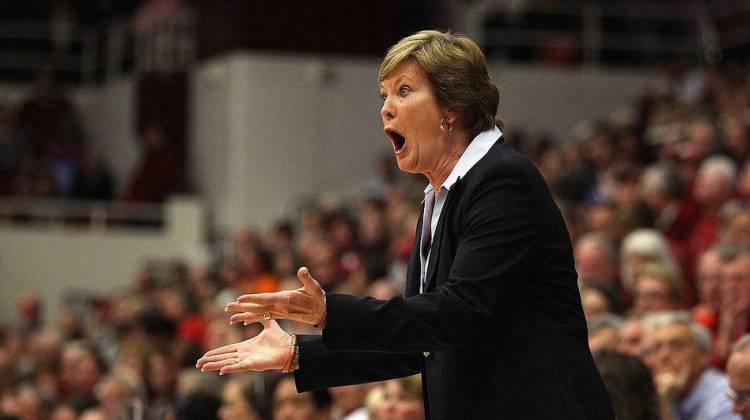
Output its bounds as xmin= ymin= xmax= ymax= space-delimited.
xmin=197 ymin=30 xmax=613 ymax=419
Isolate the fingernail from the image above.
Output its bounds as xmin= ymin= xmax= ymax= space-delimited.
xmin=243 ymin=321 xmax=248 ymax=326
xmin=219 ymin=371 xmax=224 ymax=376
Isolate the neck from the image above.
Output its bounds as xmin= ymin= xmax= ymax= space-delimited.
xmin=425 ymin=132 xmax=470 ymax=190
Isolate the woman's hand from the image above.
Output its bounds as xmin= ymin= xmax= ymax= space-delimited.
xmin=196 ymin=319 xmax=292 ymax=375
xmin=225 ymin=267 xmax=327 ymax=327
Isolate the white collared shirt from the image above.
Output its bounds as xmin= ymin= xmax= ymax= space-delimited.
xmin=419 ymin=126 xmax=503 ymax=292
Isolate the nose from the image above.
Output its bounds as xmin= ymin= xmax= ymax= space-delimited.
xmin=380 ymin=97 xmax=395 ymax=122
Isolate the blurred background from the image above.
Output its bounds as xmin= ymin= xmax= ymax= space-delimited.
xmin=2 ymin=0 xmax=750 ymax=419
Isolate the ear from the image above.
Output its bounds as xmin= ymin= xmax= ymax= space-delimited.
xmin=443 ymin=108 xmax=459 ymax=126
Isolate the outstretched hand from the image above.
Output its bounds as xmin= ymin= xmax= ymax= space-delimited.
xmin=225 ymin=267 xmax=327 ymax=327
xmin=195 ymin=319 xmax=292 ymax=375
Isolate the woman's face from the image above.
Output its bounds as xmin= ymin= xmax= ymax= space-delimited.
xmin=380 ymin=380 xmax=424 ymax=420
xmin=380 ymin=60 xmax=448 ymax=176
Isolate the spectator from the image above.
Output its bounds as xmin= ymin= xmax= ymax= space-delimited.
xmin=218 ymin=376 xmax=263 ymax=420
xmin=71 ymin=148 xmax=115 ymax=201
xmin=620 ymin=229 xmax=682 ymax=297
xmin=574 ymin=233 xmax=620 ymax=289
xmin=272 ymin=375 xmax=330 ymax=420
xmin=692 ymin=246 xmax=725 ymax=332
xmin=728 ymin=334 xmax=750 ymax=419
xmin=593 ymin=349 xmax=660 ymax=420
xmin=126 ymin=124 xmax=181 ymax=203
xmin=633 ymin=263 xmax=683 ymax=314
xmin=646 ymin=311 xmax=738 ymax=420
xmin=618 ymin=313 xmax=645 ymax=357
xmin=372 ymin=376 xmax=424 ymax=420
xmin=716 ymin=248 xmax=750 ymax=364
xmin=329 ymin=383 xmax=371 ymax=420
xmin=689 ymin=156 xmax=738 ymax=267
xmin=589 ymin=314 xmax=622 ymax=353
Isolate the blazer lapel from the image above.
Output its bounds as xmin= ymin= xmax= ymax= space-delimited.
xmin=405 ymin=200 xmax=425 ymax=298
xmin=423 ymin=187 xmax=456 ymax=292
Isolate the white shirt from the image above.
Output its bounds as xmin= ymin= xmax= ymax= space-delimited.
xmin=419 ymin=126 xmax=503 ymax=293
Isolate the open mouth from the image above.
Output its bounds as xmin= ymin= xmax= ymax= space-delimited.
xmin=385 ymin=128 xmax=406 ymax=153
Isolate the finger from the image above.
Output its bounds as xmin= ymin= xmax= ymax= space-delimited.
xmin=202 ymin=344 xmax=238 ymax=358
xmin=225 ymin=301 xmax=266 ymax=314
xmin=197 ymin=352 xmax=240 ymax=367
xmin=202 ymin=358 xmax=240 ymax=372
xmin=297 ymin=267 xmax=322 ymax=291
xmin=229 ymin=312 xmax=264 ymax=325
xmin=220 ymin=360 xmax=256 ymax=375
xmin=233 ymin=293 xmax=280 ymax=305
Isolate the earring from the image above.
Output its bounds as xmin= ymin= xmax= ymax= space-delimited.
xmin=440 ymin=116 xmax=453 ymax=133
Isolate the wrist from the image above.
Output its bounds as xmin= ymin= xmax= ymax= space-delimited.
xmin=314 ymin=292 xmax=327 ymax=329
xmin=282 ymin=335 xmax=299 ymax=373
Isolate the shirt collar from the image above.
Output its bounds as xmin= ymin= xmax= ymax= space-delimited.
xmin=424 ymin=126 xmax=503 ymax=194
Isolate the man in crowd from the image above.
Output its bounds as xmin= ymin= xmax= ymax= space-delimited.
xmin=646 ymin=311 xmax=738 ymax=419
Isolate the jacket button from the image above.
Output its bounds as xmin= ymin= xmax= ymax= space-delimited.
xmin=423 ymin=351 xmax=432 ymax=358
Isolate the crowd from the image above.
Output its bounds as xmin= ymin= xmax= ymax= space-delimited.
xmin=0 ymin=68 xmax=183 ymax=205
xmin=3 ymin=64 xmax=750 ymax=419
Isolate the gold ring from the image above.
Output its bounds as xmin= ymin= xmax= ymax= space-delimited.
xmin=263 ymin=312 xmax=271 ymax=321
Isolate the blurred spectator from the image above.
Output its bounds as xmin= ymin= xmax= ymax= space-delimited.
xmin=71 ymin=148 xmax=115 ymax=200
xmin=620 ymin=229 xmax=682 ymax=297
xmin=638 ymin=163 xmax=696 ymax=261
xmin=688 ymin=156 xmax=738 ymax=268
xmin=728 ymin=334 xmax=750 ymax=419
xmin=0 ymin=103 xmax=25 ymax=194
xmin=145 ymin=352 xmax=178 ymax=419
xmin=574 ymin=233 xmax=619 ymax=289
xmin=370 ymin=376 xmax=424 ymax=420
xmin=218 ymin=376 xmax=263 ymax=420
xmin=126 ymin=124 xmax=181 ymax=203
xmin=632 ymin=263 xmax=683 ymax=314
xmin=588 ymin=314 xmax=622 ymax=353
xmin=645 ymin=311 xmax=737 ymax=420
xmin=16 ymin=291 xmax=43 ymax=335
xmin=17 ymin=67 xmax=80 ymax=161
xmin=716 ymin=248 xmax=750 ymax=364
xmin=329 ymin=383 xmax=371 ymax=420
xmin=593 ymin=349 xmax=660 ymax=420
xmin=692 ymin=246 xmax=725 ymax=332
xmin=581 ymin=285 xmax=615 ymax=322
xmin=618 ymin=313 xmax=645 ymax=357
xmin=272 ymin=375 xmax=331 ymax=420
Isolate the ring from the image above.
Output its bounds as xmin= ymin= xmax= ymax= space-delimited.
xmin=263 ymin=312 xmax=271 ymax=321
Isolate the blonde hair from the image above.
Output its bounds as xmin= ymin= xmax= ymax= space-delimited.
xmin=635 ymin=263 xmax=683 ymax=302
xmin=379 ymin=30 xmax=499 ymax=138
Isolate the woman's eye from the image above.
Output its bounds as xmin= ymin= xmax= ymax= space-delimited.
xmin=380 ymin=93 xmax=387 ymax=101
xmin=399 ymin=86 xmax=411 ymax=97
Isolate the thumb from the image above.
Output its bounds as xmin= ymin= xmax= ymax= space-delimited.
xmin=297 ymin=267 xmax=322 ymax=291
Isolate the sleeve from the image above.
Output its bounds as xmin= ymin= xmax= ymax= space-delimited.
xmin=293 ymin=335 xmax=422 ymax=392
xmin=322 ymin=162 xmax=543 ymax=352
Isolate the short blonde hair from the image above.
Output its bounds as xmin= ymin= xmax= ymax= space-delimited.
xmin=635 ymin=263 xmax=683 ymax=302
xmin=379 ymin=30 xmax=499 ymax=139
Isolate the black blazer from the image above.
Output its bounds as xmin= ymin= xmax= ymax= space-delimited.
xmin=295 ymin=139 xmax=614 ymax=419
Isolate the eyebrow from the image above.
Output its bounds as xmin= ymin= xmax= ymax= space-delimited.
xmin=379 ymin=73 xmax=415 ymax=91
